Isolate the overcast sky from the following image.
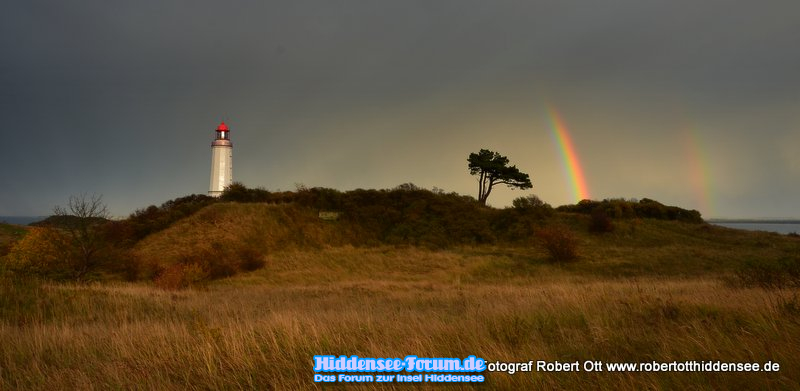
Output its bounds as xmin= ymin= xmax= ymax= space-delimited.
xmin=1 ymin=0 xmax=798 ymax=219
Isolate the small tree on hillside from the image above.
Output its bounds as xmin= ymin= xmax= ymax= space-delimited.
xmin=53 ymin=194 xmax=111 ymax=281
xmin=468 ymin=149 xmax=532 ymax=205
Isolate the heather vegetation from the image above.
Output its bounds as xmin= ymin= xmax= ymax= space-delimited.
xmin=0 ymin=222 xmax=27 ymax=256
xmin=557 ymin=198 xmax=704 ymax=223
xmin=1 ymin=184 xmax=799 ymax=389
xmin=2 ymin=183 xmax=793 ymax=287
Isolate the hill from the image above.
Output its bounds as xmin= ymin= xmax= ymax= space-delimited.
xmin=133 ymin=202 xmax=346 ymax=281
xmin=4 ymin=185 xmax=798 ymax=284
xmin=2 ymin=187 xmax=800 ymax=389
xmin=132 ymin=200 xmax=797 ymax=282
xmin=28 ymin=215 xmax=109 ymax=228
xmin=0 ymin=216 xmax=45 ymax=225
xmin=3 ymin=199 xmax=800 ymax=389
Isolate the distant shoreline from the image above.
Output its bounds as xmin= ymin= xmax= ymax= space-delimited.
xmin=707 ymin=219 xmax=800 ymax=224
xmin=0 ymin=216 xmax=46 ymax=226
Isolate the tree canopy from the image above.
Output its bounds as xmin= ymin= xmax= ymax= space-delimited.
xmin=468 ymin=149 xmax=532 ymax=205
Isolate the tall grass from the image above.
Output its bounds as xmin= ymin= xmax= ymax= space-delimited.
xmin=3 ymin=198 xmax=800 ymax=389
xmin=2 ymin=246 xmax=799 ymax=390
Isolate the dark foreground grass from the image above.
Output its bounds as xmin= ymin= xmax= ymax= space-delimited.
xmin=2 ymin=245 xmax=799 ymax=390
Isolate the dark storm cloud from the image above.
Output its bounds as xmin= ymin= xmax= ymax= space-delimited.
xmin=1 ymin=0 xmax=798 ymax=217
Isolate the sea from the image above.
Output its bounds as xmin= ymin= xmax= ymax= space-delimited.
xmin=0 ymin=216 xmax=46 ymax=226
xmin=709 ymin=221 xmax=800 ymax=235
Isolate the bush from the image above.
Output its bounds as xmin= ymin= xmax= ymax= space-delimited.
xmin=295 ymin=186 xmax=343 ymax=210
xmin=512 ymin=194 xmax=546 ymax=210
xmin=220 ymin=182 xmax=273 ymax=203
xmin=512 ymin=195 xmax=553 ymax=218
xmin=556 ymin=197 xmax=703 ymax=223
xmin=103 ymin=247 xmax=139 ymax=281
xmin=4 ymin=227 xmax=73 ymax=279
xmin=536 ymin=226 xmax=579 ymax=262
xmin=237 ymin=247 xmax=266 ymax=272
xmin=589 ymin=209 xmax=614 ymax=233
xmin=154 ymin=263 xmax=209 ymax=290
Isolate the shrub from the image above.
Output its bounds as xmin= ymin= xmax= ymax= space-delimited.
xmin=512 ymin=195 xmax=553 ymax=218
xmin=295 ymin=186 xmax=343 ymax=210
xmin=556 ymin=197 xmax=703 ymax=223
xmin=237 ymin=247 xmax=266 ymax=272
xmin=103 ymin=247 xmax=139 ymax=281
xmin=512 ymin=194 xmax=546 ymax=210
xmin=154 ymin=263 xmax=208 ymax=290
xmin=220 ymin=182 xmax=273 ymax=203
xmin=536 ymin=226 xmax=579 ymax=262
xmin=589 ymin=209 xmax=614 ymax=233
xmin=4 ymin=227 xmax=73 ymax=279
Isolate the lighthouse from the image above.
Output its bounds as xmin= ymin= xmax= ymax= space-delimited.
xmin=209 ymin=121 xmax=233 ymax=197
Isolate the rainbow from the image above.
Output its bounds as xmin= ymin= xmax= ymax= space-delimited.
xmin=546 ymin=105 xmax=590 ymax=202
xmin=683 ymin=129 xmax=712 ymax=216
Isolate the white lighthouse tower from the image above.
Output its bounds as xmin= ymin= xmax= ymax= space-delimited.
xmin=209 ymin=121 xmax=233 ymax=197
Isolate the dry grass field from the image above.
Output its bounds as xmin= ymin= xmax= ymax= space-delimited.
xmin=2 ymin=202 xmax=800 ymax=389
xmin=2 ymin=242 xmax=799 ymax=390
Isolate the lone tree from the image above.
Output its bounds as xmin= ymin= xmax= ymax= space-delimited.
xmin=468 ymin=149 xmax=532 ymax=205
xmin=52 ymin=193 xmax=111 ymax=280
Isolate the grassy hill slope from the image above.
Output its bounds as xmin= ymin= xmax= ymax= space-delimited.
xmin=3 ymin=193 xmax=800 ymax=389
xmin=133 ymin=201 xmax=798 ymax=281
xmin=132 ymin=202 xmax=350 ymax=280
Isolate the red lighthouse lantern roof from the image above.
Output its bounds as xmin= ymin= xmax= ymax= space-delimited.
xmin=216 ymin=121 xmax=230 ymax=132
